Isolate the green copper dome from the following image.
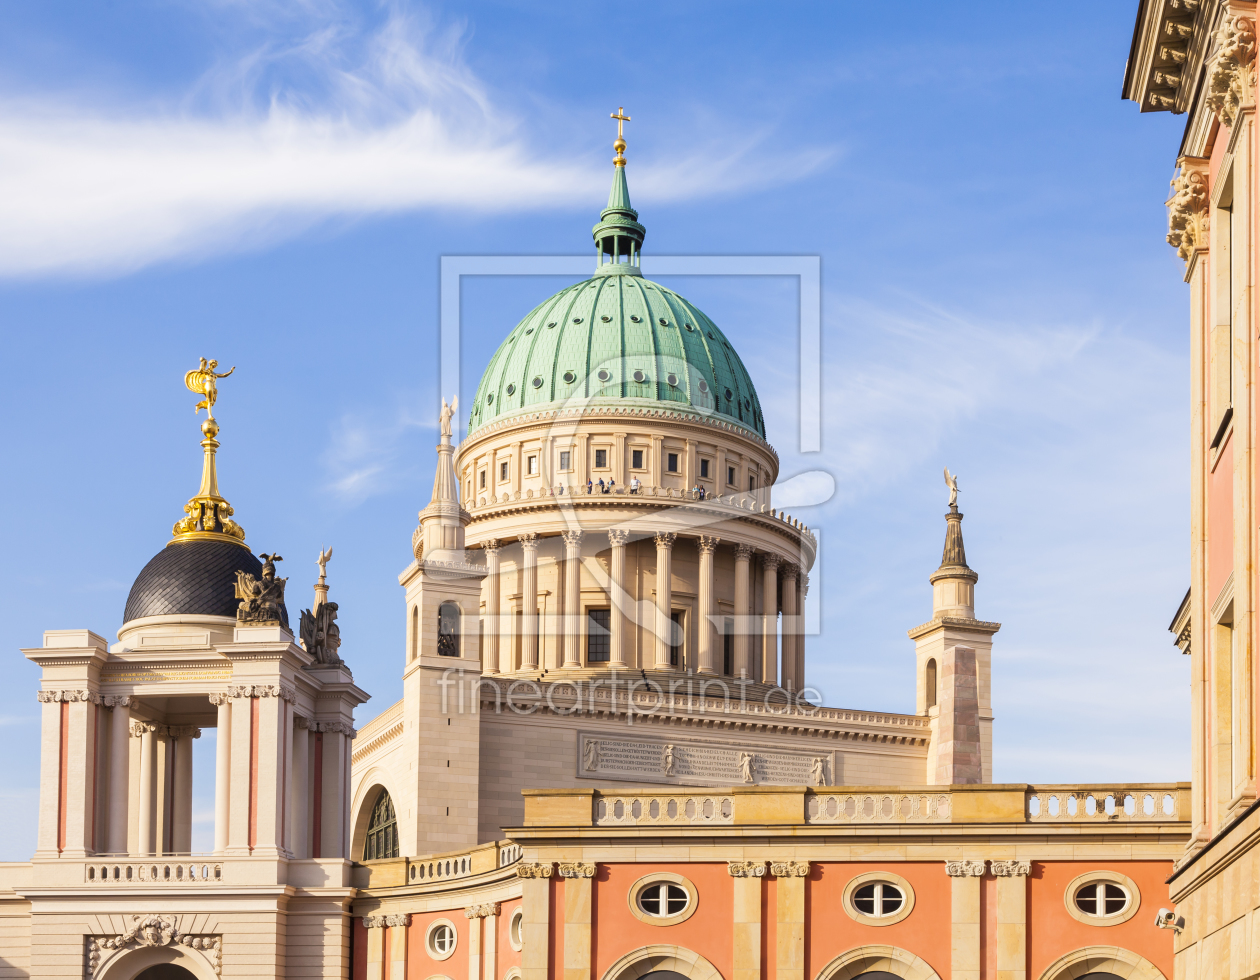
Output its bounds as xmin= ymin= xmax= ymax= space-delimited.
xmin=467 ymin=161 xmax=765 ymax=439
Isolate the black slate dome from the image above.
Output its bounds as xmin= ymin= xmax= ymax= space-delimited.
xmin=123 ymin=540 xmax=287 ymax=626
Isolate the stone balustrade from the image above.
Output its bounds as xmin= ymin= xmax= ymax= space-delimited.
xmin=85 ymin=861 xmax=223 ymax=884
xmin=353 ymin=839 xmax=522 ymax=890
xmin=807 ymin=792 xmax=952 ymax=824
xmin=1025 ymin=786 xmax=1183 ymax=822
xmin=595 ymin=794 xmax=735 ymax=826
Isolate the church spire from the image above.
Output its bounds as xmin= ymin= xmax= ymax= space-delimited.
xmin=930 ymin=468 xmax=978 ymax=618
xmin=170 ymin=358 xmax=247 ymax=547
xmin=414 ymin=397 xmax=469 ymax=562
xmin=593 ymin=106 xmax=646 ymax=274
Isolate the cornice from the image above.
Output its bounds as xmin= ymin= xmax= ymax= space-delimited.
xmin=906 ymin=617 xmax=1002 ymax=640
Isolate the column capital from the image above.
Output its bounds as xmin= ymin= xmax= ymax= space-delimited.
xmin=608 ymin=529 xmax=629 ymax=547
xmin=990 ymin=860 xmax=1031 ymax=877
xmin=557 ymin=862 xmax=596 ymax=878
xmin=760 ymin=553 xmax=781 ymax=571
xmin=727 ymin=860 xmax=766 ymax=877
xmin=516 ymin=861 xmax=553 ymax=878
xmin=383 ymin=913 xmax=411 ymax=928
xmin=130 ymin=721 xmax=166 ymax=738
xmin=561 ymin=530 xmax=584 ymax=549
xmin=465 ymin=902 xmax=502 ymax=918
xmin=482 ymin=538 xmax=501 ymax=558
xmin=780 ymin=562 xmax=800 ymax=582
xmin=37 ymin=689 xmax=102 ymax=704
xmin=735 ymin=544 xmax=755 ymax=561
xmin=169 ymin=726 xmax=202 ymax=738
xmin=362 ymin=916 xmax=387 ymax=929
xmin=654 ymin=531 xmax=677 ymax=550
xmin=697 ymin=535 xmax=721 ymax=555
xmin=945 ymin=859 xmax=988 ymax=877
xmin=519 ymin=532 xmax=540 ymax=552
xmin=207 ymin=693 xmax=230 ymax=706
xmin=770 ymin=860 xmax=809 ymax=877
xmin=104 ymin=695 xmax=132 ymax=708
xmin=294 ymin=714 xmax=311 ymax=730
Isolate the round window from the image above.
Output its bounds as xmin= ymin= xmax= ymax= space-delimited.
xmin=658 ymin=318 xmax=668 ymax=326
xmin=853 ymin=882 xmax=904 ymax=917
xmin=563 ymin=371 xmax=576 ymax=384
xmin=684 ymin=322 xmax=694 ymax=331
xmin=532 ymin=376 xmax=544 ymax=388
xmin=698 ymin=379 xmax=709 ymax=393
xmin=666 ymin=373 xmax=678 ymax=387
xmin=630 ymin=315 xmax=641 ymax=322
xmin=547 ymin=321 xmax=556 ymax=328
xmin=601 ymin=315 xmax=611 ymax=322
xmin=572 ymin=317 xmax=583 ymax=324
xmin=505 ymin=383 xmax=515 ymax=396
xmin=632 ymin=370 xmax=646 ymax=383
xmin=425 ymin=919 xmax=457 ymax=960
xmin=597 ymin=369 xmax=612 ymax=382
xmin=508 ymin=908 xmax=524 ymax=950
xmin=1075 ymin=882 xmax=1129 ymax=917
xmin=639 ymin=882 xmax=689 ymax=917
xmin=724 ymin=388 xmax=733 ymax=400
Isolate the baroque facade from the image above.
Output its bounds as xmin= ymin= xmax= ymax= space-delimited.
xmin=1126 ymin=1 xmax=1260 ymax=979
xmin=0 ymin=120 xmax=1189 ymax=980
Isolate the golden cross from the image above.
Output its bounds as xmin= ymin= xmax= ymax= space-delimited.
xmin=611 ymin=106 xmax=631 ymax=140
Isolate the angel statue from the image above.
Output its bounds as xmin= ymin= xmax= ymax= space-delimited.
xmin=439 ymin=396 xmax=458 ymax=438
xmin=235 ymin=553 xmax=289 ymax=627
xmin=944 ymin=467 xmax=959 ymax=508
xmin=184 ymin=358 xmax=235 ymax=419
xmin=316 ymin=546 xmax=333 ymax=586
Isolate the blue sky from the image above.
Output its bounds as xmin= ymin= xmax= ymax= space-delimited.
xmin=0 ymin=1 xmax=1190 ymax=857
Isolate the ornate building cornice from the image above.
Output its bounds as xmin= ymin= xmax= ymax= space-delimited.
xmin=1205 ymin=9 xmax=1257 ymax=128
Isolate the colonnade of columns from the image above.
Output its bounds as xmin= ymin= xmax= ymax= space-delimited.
xmin=478 ymin=530 xmax=807 ymax=687
xmin=123 ymin=720 xmax=201 ymax=856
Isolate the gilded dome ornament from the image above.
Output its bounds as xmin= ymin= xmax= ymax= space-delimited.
xmin=169 ymin=357 xmax=247 ymax=547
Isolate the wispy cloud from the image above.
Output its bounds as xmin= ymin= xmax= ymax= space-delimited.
xmin=322 ymin=400 xmax=430 ymax=505
xmin=0 ymin=4 xmax=832 ymax=278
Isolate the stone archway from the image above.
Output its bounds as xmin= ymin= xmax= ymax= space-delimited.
xmin=94 ymin=944 xmax=219 ymax=980
xmin=350 ymin=773 xmax=398 ymax=861
xmin=599 ymin=944 xmax=724 ymax=980
xmin=1036 ymin=948 xmax=1166 ymax=980
xmin=813 ymin=946 xmax=942 ymax=980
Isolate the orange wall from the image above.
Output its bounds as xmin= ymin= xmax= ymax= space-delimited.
xmin=498 ymin=900 xmax=522 ymax=974
xmin=592 ymin=863 xmax=734 ymax=980
xmin=807 ymin=863 xmax=952 ymax=980
xmin=407 ymin=906 xmax=470 ymax=980
xmin=1028 ymin=861 xmax=1174 ymax=980
xmin=1209 ymin=435 xmax=1234 ymax=604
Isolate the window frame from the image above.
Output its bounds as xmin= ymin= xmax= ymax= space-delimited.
xmin=699 ymin=457 xmax=710 ymax=479
xmin=425 ymin=918 xmax=458 ymax=960
xmin=526 ymin=454 xmax=538 ymax=475
xmin=1064 ymin=870 xmax=1140 ymax=926
xmin=631 ymin=448 xmax=645 ymax=470
xmin=587 ymin=607 xmax=611 ymax=663
xmin=362 ymin=789 xmax=399 ymax=861
xmin=594 ymin=448 xmax=609 ymax=469
xmin=666 ymin=452 xmax=679 ymax=473
xmin=559 ymin=450 xmax=572 ymax=472
xmin=437 ymin=601 xmax=461 ymax=658
xmin=842 ymin=871 xmax=916 ymax=926
xmin=508 ymin=907 xmax=524 ymax=951
xmin=499 ymin=460 xmax=510 ymax=483
xmin=627 ymin=871 xmax=698 ymax=926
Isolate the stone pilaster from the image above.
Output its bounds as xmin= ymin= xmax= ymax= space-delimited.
xmin=653 ymin=532 xmax=677 ymax=668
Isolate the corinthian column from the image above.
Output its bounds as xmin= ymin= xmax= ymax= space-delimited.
xmin=134 ymin=722 xmax=155 ymax=856
xmin=520 ymin=533 xmax=540 ymax=669
xmin=780 ymin=564 xmax=799 ymax=691
xmin=107 ymin=696 xmax=131 ymax=853
xmin=562 ymin=530 xmax=584 ymax=668
xmin=211 ymin=694 xmax=231 ymax=854
xmin=654 ymin=532 xmax=677 ymax=668
xmin=697 ymin=536 xmax=721 ymax=674
xmin=608 ymin=530 xmax=629 ymax=667
xmin=734 ymin=545 xmax=754 ymax=680
xmin=483 ymin=539 xmax=501 ymax=674
xmin=760 ymin=554 xmax=781 ymax=686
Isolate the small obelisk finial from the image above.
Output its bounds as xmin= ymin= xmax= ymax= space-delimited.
xmin=611 ymin=106 xmax=631 ymax=166
xmin=170 ymin=358 xmax=246 ymax=546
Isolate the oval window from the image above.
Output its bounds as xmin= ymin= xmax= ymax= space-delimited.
xmin=563 ymin=371 xmax=576 ymax=384
xmin=632 ymin=370 xmax=646 ymax=383
xmin=427 ymin=922 xmax=456 ymax=957
xmin=853 ymin=882 xmax=904 ymax=917
xmin=525 ymin=327 xmax=534 ymax=334
xmin=597 ymin=369 xmax=612 ymax=382
xmin=630 ymin=315 xmax=641 ymax=323
xmin=658 ymin=318 xmax=669 ymax=326
xmin=572 ymin=317 xmax=583 ymax=324
xmin=684 ymin=322 xmax=694 ymax=331
xmin=547 ymin=321 xmax=557 ymax=328
xmin=1075 ymin=882 xmax=1129 ymax=917
xmin=532 ymin=376 xmax=544 ymax=388
xmin=601 ymin=315 xmax=611 ymax=322
xmin=706 ymin=330 xmax=714 ymax=339
xmin=639 ymin=882 xmax=689 ymax=917
xmin=486 ymin=393 xmax=494 ymax=404
xmin=724 ymin=388 xmax=733 ymax=400
xmin=698 ymin=379 xmax=709 ymax=393
xmin=505 ymin=383 xmax=515 ymax=396
xmin=666 ymin=373 xmax=678 ymax=387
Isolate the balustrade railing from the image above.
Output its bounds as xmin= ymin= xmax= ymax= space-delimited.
xmin=86 ymin=860 xmax=223 ymax=884
xmin=1026 ymin=787 xmax=1181 ymax=822
xmin=807 ymin=791 xmax=951 ymax=824
xmin=595 ymin=794 xmax=735 ymax=826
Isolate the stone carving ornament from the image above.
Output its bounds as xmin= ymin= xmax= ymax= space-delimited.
xmin=990 ymin=860 xmax=1032 ymax=877
xmin=946 ymin=859 xmax=988 ymax=877
xmin=235 ymin=553 xmax=288 ymax=625
xmin=1166 ymin=163 xmax=1210 ymax=262
xmin=516 ymin=862 xmax=554 ymax=878
xmin=1206 ymin=12 xmax=1257 ymax=129
xmin=557 ymin=863 xmax=596 ymax=878
xmin=37 ymin=690 xmax=102 ymax=704
xmin=88 ymin=914 xmax=221 ymax=978
xmin=770 ymin=861 xmax=810 ymax=877
xmin=465 ymin=903 xmax=501 ymax=918
xmin=727 ymin=861 xmax=767 ymax=877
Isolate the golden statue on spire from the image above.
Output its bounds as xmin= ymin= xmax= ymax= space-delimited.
xmin=611 ymin=106 xmax=630 ymax=166
xmin=185 ymin=357 xmax=235 ymax=419
xmin=170 ymin=358 xmax=246 ymax=546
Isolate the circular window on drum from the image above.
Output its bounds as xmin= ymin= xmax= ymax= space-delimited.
xmin=508 ymin=908 xmax=524 ymax=951
xmin=628 ymin=871 xmax=698 ymax=926
xmin=842 ymin=871 xmax=915 ymax=926
xmin=425 ymin=919 xmax=458 ymax=960
xmin=1064 ymin=870 xmax=1140 ymax=925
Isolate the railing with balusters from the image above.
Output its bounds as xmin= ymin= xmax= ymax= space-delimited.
xmin=86 ymin=861 xmax=223 ymax=884
xmin=807 ymin=791 xmax=952 ymax=824
xmin=1025 ymin=787 xmax=1181 ymax=822
xmin=596 ymin=794 xmax=735 ymax=826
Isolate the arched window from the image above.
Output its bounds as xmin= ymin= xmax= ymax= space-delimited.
xmin=926 ymin=658 xmax=938 ymax=708
xmin=438 ymin=602 xmax=461 ymax=657
xmin=410 ymin=606 xmax=418 ymax=661
xmin=363 ymin=790 xmax=398 ymax=860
